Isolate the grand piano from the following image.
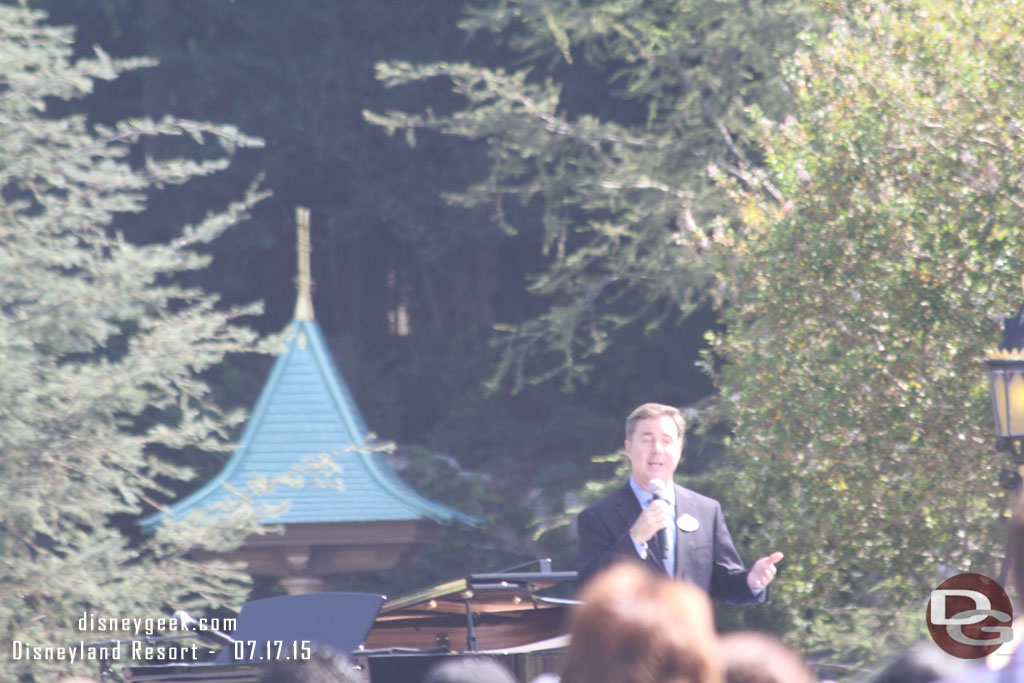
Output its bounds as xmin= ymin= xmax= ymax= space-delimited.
xmin=123 ymin=562 xmax=577 ymax=683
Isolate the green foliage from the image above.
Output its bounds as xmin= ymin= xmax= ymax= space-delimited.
xmin=0 ymin=6 xmax=268 ymax=679
xmin=711 ymin=0 xmax=1024 ymax=675
xmin=369 ymin=0 xmax=819 ymax=389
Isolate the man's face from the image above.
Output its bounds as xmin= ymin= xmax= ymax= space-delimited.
xmin=625 ymin=415 xmax=683 ymax=491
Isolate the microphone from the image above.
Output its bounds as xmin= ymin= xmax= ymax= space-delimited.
xmin=648 ymin=479 xmax=670 ymax=566
xmin=173 ymin=610 xmax=235 ymax=646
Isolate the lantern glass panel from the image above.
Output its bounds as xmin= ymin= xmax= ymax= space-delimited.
xmin=989 ymin=364 xmax=1024 ymax=437
xmin=991 ymin=369 xmax=1009 ymax=436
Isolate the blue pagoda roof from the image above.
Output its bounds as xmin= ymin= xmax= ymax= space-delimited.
xmin=140 ymin=318 xmax=477 ymax=531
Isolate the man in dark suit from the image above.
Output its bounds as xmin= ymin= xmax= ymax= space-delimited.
xmin=576 ymin=403 xmax=782 ymax=605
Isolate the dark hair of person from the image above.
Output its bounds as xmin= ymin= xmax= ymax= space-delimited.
xmin=867 ymin=642 xmax=972 ymax=683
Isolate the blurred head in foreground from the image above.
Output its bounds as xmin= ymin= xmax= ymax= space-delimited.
xmin=422 ymin=656 xmax=518 ymax=683
xmin=258 ymin=644 xmax=365 ymax=683
xmin=868 ymin=642 xmax=972 ymax=683
xmin=560 ymin=562 xmax=722 ymax=683
xmin=718 ymin=630 xmax=814 ymax=683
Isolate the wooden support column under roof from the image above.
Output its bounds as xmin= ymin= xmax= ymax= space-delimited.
xmin=141 ymin=206 xmax=477 ymax=594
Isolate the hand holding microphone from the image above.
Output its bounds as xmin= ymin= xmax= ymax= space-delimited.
xmin=629 ymin=478 xmax=673 ymax=546
xmin=648 ymin=478 xmax=671 ymax=559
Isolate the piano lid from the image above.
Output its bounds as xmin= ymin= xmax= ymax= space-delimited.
xmin=363 ymin=562 xmax=578 ymax=653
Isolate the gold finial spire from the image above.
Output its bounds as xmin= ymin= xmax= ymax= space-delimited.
xmin=293 ymin=206 xmax=314 ymax=321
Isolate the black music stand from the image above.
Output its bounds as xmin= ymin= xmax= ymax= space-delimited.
xmin=214 ymin=592 xmax=385 ymax=664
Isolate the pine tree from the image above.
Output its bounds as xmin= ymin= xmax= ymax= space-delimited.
xmin=367 ymin=0 xmax=819 ymax=389
xmin=0 ymin=6 xmax=267 ymax=679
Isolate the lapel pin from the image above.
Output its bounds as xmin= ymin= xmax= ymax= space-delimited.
xmin=677 ymin=513 xmax=699 ymax=532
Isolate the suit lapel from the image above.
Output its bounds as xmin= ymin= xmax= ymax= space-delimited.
xmin=673 ymin=484 xmax=696 ymax=579
xmin=613 ymin=483 xmax=641 ymax=528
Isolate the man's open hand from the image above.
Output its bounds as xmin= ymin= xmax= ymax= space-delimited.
xmin=747 ymin=551 xmax=784 ymax=590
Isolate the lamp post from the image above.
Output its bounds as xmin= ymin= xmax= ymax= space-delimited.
xmin=985 ymin=293 xmax=1024 ymax=488
xmin=985 ymin=283 xmax=1024 ymax=585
